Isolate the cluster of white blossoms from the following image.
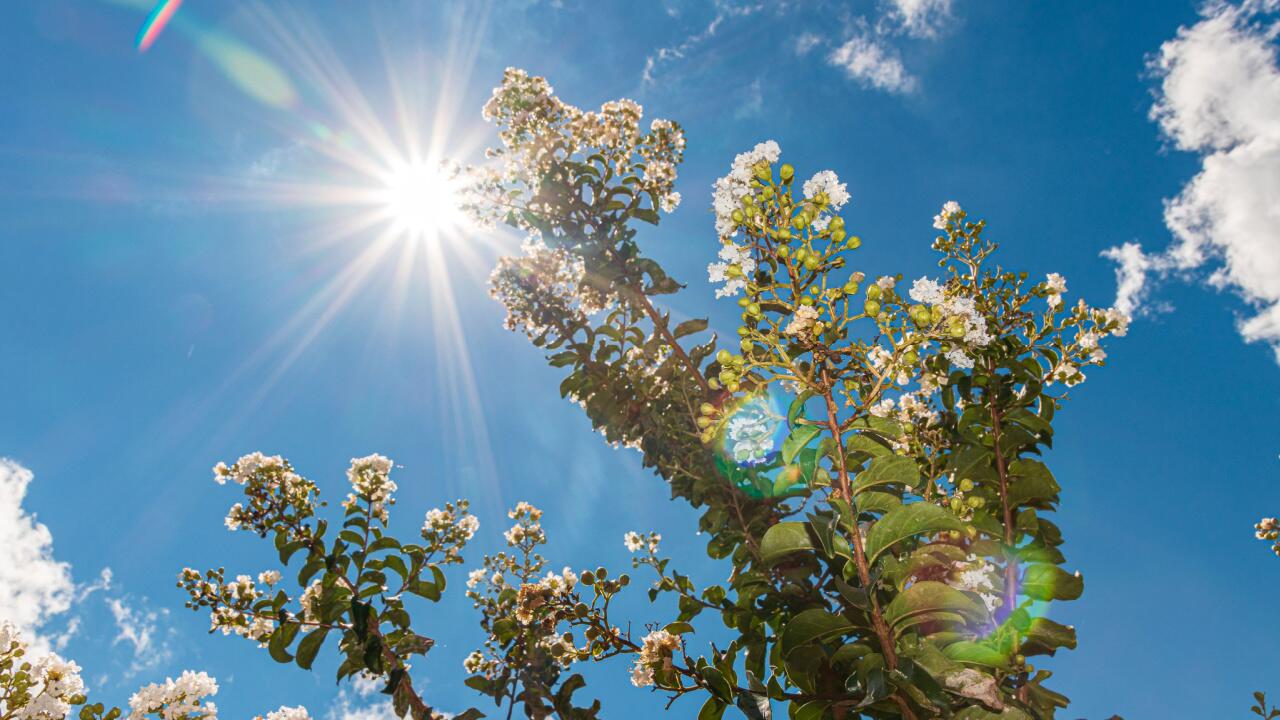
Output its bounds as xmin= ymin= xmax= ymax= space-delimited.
xmin=1256 ymin=517 xmax=1280 ymax=556
xmin=932 ymin=200 xmax=963 ymax=230
xmin=299 ymin=581 xmax=324 ymax=623
xmin=474 ymin=68 xmax=683 ymax=226
xmin=946 ymin=555 xmax=1003 ymax=615
xmin=868 ymin=391 xmax=939 ymax=429
xmin=623 ymin=531 xmax=661 ymax=554
xmin=801 ymin=170 xmax=850 ymax=231
xmin=489 ymin=240 xmax=615 ymax=340
xmin=707 ymin=243 xmax=756 ymax=299
xmin=711 ymin=140 xmax=781 ymax=239
xmin=213 ymin=453 xmax=318 ymax=534
xmin=420 ymin=500 xmax=481 ymax=565
xmin=1044 ymin=273 xmax=1068 ymax=309
xmin=127 ymin=671 xmax=219 ymax=720
xmin=504 ymin=502 xmax=546 ymax=546
xmin=784 ymin=304 xmax=820 ymax=336
xmin=629 ymin=629 xmax=681 ymax=688
xmin=904 ymin=272 xmax=993 ymax=370
xmin=0 ymin=622 xmax=88 ymax=720
xmin=343 ymin=454 xmax=397 ymax=523
xmin=179 ymin=568 xmax=276 ymax=645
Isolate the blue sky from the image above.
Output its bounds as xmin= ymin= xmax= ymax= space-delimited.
xmin=2 ymin=1 xmax=1279 ymax=718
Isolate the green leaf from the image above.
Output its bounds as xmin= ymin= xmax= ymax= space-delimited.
xmin=1021 ymin=564 xmax=1083 ymax=601
xmin=853 ymin=456 xmax=920 ymax=495
xmin=793 ymin=701 xmax=828 ymax=720
xmin=268 ymin=621 xmax=299 ymax=663
xmin=663 ymin=621 xmax=695 ymax=635
xmin=864 ymin=503 xmax=963 ymax=564
xmin=735 ymin=691 xmax=771 ymax=720
xmin=1020 ymin=617 xmax=1077 ymax=657
xmin=632 ymin=208 xmax=661 ymax=225
xmin=673 ymin=318 xmax=709 ymax=339
xmin=856 ymin=491 xmax=901 ymax=516
xmin=787 ymin=391 xmax=814 ymax=427
xmin=759 ymin=522 xmax=814 ymax=565
xmin=884 ymin=581 xmax=986 ymax=629
xmin=697 ymin=698 xmax=727 ymax=720
xmin=295 ymin=627 xmax=329 ymax=670
xmin=942 ymin=640 xmax=1010 ymax=669
xmin=782 ymin=425 xmax=822 ymax=465
xmin=780 ymin=608 xmax=853 ymax=657
xmin=700 ymin=666 xmax=734 ymax=703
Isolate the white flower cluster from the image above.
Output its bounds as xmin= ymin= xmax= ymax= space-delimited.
xmin=933 ymin=200 xmax=962 ymax=230
xmin=0 ymin=622 xmax=88 ymax=720
xmin=536 ymin=567 xmax=578 ymax=594
xmin=127 ymin=671 xmax=219 ymax=720
xmin=711 ymin=140 xmax=780 ymax=239
xmin=1045 ymin=272 xmax=1067 ymax=309
xmin=629 ymin=629 xmax=681 ymax=688
xmin=299 ymin=581 xmax=323 ymax=623
xmin=623 ymin=531 xmax=661 ymax=554
xmin=868 ymin=392 xmax=939 ymax=428
xmin=946 ymin=555 xmax=1003 ymax=615
xmin=214 ymin=453 xmax=316 ymax=533
xmin=707 ymin=243 xmax=756 ymax=298
xmin=344 ymin=454 xmax=397 ymax=523
xmin=504 ymin=501 xmax=546 ymax=546
xmin=421 ymin=500 xmax=481 ymax=565
xmin=477 ymin=68 xmax=684 ymax=220
xmin=784 ymin=304 xmax=820 ymax=336
xmin=802 ymin=170 xmax=851 ymax=230
xmin=489 ymin=240 xmax=614 ymax=340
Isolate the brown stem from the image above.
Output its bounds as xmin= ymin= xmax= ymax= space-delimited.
xmin=986 ymin=361 xmax=1019 ymax=616
xmin=630 ymin=287 xmax=713 ymax=396
xmin=819 ymin=376 xmax=904 ymax=679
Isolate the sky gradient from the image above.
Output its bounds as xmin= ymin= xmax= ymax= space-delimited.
xmin=2 ymin=2 xmax=1279 ymax=718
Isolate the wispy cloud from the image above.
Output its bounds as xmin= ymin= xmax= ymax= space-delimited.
xmin=641 ymin=1 xmax=764 ymax=85
xmin=794 ymin=31 xmax=822 ymax=56
xmin=827 ymin=34 xmax=918 ymax=94
xmin=1104 ymin=0 xmax=1280 ymax=362
xmin=107 ymin=596 xmax=172 ymax=676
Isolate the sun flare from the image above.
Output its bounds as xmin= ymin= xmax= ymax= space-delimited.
xmin=377 ymin=160 xmax=466 ymax=240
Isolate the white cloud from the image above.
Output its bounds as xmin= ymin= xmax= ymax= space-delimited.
xmin=0 ymin=459 xmax=74 ymax=650
xmin=827 ymin=34 xmax=918 ymax=93
xmin=885 ymin=0 xmax=953 ymax=38
xmin=795 ymin=31 xmax=822 ymax=55
xmin=1104 ymin=0 xmax=1280 ymax=361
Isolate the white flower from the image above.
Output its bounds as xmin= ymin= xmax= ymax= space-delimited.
xmin=624 ymin=532 xmax=645 ymax=553
xmin=707 ymin=244 xmax=756 ymax=298
xmin=466 ymin=569 xmax=486 ymax=588
xmin=876 ymin=275 xmax=896 ymax=291
xmin=257 ymin=570 xmax=280 ymax=587
xmin=802 ymin=170 xmax=850 ymax=209
xmin=933 ymin=200 xmax=962 ymax=230
xmin=908 ymin=277 xmax=945 ymax=305
xmin=946 ymin=349 xmax=974 ymax=369
xmin=784 ymin=305 xmax=820 ymax=336
xmin=1045 ymin=273 xmax=1067 ymax=309
xmin=127 ymin=670 xmax=219 ymax=720
xmin=711 ymin=140 xmax=781 ymax=238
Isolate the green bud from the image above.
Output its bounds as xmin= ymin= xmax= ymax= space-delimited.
xmin=748 ymin=303 xmax=762 ymax=317
xmin=762 ymin=186 xmax=775 ymax=199
xmin=831 ymin=229 xmax=847 ymax=243
xmin=776 ymin=245 xmax=789 ymax=258
xmin=708 ymin=378 xmax=721 ymax=390
xmin=864 ymin=299 xmax=882 ymax=316
xmin=780 ymin=163 xmax=795 ymax=182
xmin=753 ymin=161 xmax=771 ymax=181
xmin=699 ymin=403 xmax=715 ymax=415
xmin=777 ymin=229 xmax=792 ymax=241
xmin=846 ymin=236 xmax=862 ymax=249
xmin=740 ymin=338 xmax=752 ymax=351
xmin=830 ymin=216 xmax=845 ymax=231
xmin=800 ymin=296 xmax=815 ymax=306
xmin=793 ymin=214 xmax=808 ymax=229
xmin=959 ymin=478 xmax=974 ymax=492
xmin=736 ymin=326 xmax=749 ymax=336
xmin=843 ymin=282 xmax=860 ymax=295
xmin=731 ymin=209 xmax=744 ymax=223
xmin=903 ymin=351 xmax=918 ymax=365
xmin=804 ymin=256 xmax=820 ymax=271
xmin=696 ymin=416 xmax=712 ymax=428
xmin=727 ymin=381 xmax=740 ymax=392
xmin=866 ymin=284 xmax=883 ymax=300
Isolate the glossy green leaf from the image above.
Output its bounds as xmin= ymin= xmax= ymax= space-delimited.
xmin=864 ymin=503 xmax=963 ymax=564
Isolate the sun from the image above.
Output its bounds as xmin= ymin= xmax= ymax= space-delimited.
xmin=376 ymin=160 xmax=467 ymax=241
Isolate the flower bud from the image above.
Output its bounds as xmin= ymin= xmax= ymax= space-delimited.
xmin=831 ymin=229 xmax=847 ymax=243
xmin=846 ymin=236 xmax=862 ymax=249
xmin=716 ymin=349 xmax=732 ymax=365
xmin=866 ymin=284 xmax=883 ymax=300
xmin=700 ymin=403 xmax=716 ymax=415
xmin=780 ymin=163 xmax=795 ymax=182
xmin=864 ymin=300 xmax=881 ymax=316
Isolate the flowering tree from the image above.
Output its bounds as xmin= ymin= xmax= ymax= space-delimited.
xmin=2 ymin=68 xmax=1134 ymax=720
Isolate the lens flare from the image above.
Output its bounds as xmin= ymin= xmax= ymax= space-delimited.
xmin=135 ymin=0 xmax=183 ymax=52
xmin=713 ymin=388 xmax=809 ymax=498
xmin=376 ymin=161 xmax=466 ymax=241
